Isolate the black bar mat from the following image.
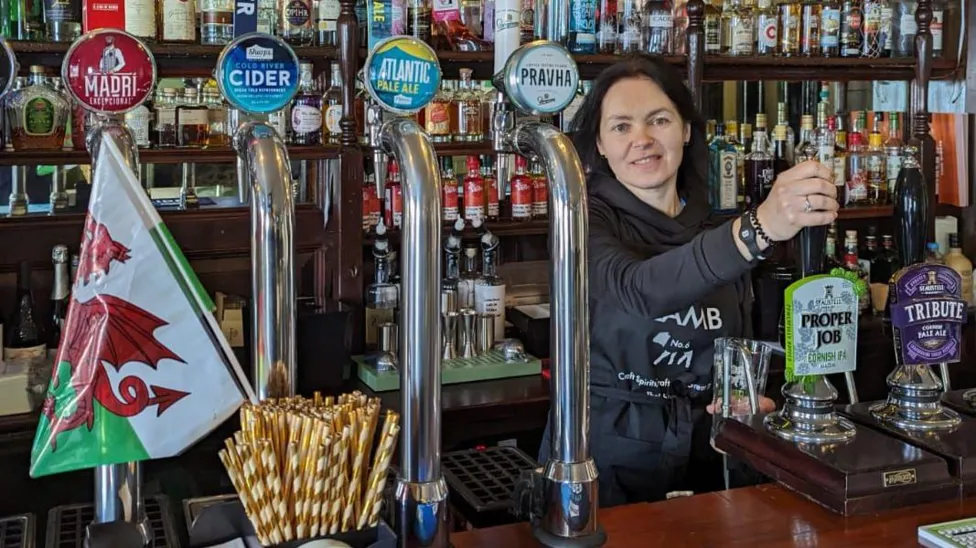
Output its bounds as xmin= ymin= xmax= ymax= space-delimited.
xmin=45 ymin=495 xmax=180 ymax=548
xmin=0 ymin=514 xmax=35 ymax=548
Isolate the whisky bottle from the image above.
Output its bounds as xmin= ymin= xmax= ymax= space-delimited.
xmin=794 ymin=114 xmax=815 ymax=163
xmin=839 ymin=0 xmax=863 ymax=57
xmin=799 ymin=0 xmax=820 ymax=56
xmin=365 ymin=221 xmax=398 ymax=350
xmin=754 ymin=0 xmax=777 ymax=55
xmin=289 ymin=62 xmax=323 ymax=146
xmin=324 ymin=63 xmax=343 ymax=145
xmin=155 ymin=88 xmax=178 ymax=147
xmin=474 ymin=230 xmax=506 ymax=342
xmin=455 ymin=68 xmax=483 ymax=142
xmin=728 ymin=0 xmax=755 ymax=57
xmin=425 ymin=81 xmax=453 ymax=143
xmin=49 ymin=244 xmax=70 ymax=356
xmin=6 ymin=66 xmax=69 ymax=151
xmin=200 ymin=0 xmax=233 ymax=45
xmin=866 ymin=129 xmax=886 ymax=204
xmin=778 ymin=0 xmax=801 ymax=57
xmin=280 ymin=0 xmax=314 ymax=45
xmin=204 ymin=87 xmax=229 ymax=147
xmin=819 ymin=0 xmax=841 ymax=56
xmin=176 ymin=87 xmax=210 ymax=147
xmin=944 ymin=234 xmax=973 ymax=307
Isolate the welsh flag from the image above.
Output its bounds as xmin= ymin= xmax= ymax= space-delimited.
xmin=30 ymin=135 xmax=256 ymax=478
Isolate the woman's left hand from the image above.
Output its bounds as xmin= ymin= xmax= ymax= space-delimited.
xmin=706 ymin=396 xmax=777 ymax=415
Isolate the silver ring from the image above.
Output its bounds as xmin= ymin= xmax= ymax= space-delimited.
xmin=803 ymin=197 xmax=813 ymax=213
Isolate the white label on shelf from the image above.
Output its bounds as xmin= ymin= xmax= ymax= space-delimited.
xmin=475 ymin=283 xmax=506 ymax=341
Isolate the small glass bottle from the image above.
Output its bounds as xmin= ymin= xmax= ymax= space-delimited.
xmin=424 ymin=80 xmax=453 ymax=143
xmin=884 ymin=113 xmax=904 ymax=195
xmin=317 ymin=0 xmax=340 ymax=45
xmin=799 ymin=0 xmax=820 ymax=56
xmin=846 ymin=131 xmax=868 ymax=206
xmin=531 ymin=158 xmax=548 ymax=219
xmin=510 ymin=155 xmax=534 ymax=221
xmin=708 ymin=123 xmax=738 ymax=213
xmin=483 ymin=155 xmax=499 ymax=221
xmin=155 ymin=88 xmax=179 ymax=147
xmin=569 ymin=0 xmax=598 ymax=53
xmin=754 ymin=0 xmax=777 ymax=55
xmin=866 ymin=130 xmax=886 ymax=204
xmin=257 ymin=0 xmax=276 ymax=33
xmin=778 ymin=0 xmax=802 ymax=57
xmin=618 ymin=0 xmax=643 ymax=53
xmin=819 ymin=0 xmax=841 ymax=56
xmin=442 ymin=156 xmax=459 ymax=222
xmin=408 ymin=0 xmax=433 ymax=42
xmin=642 ymin=0 xmax=674 ymax=55
xmin=289 ymin=62 xmax=323 ymax=146
xmin=455 ymin=68 xmax=483 ymax=143
xmin=280 ymin=0 xmax=314 ymax=45
xmin=200 ymin=0 xmax=234 ymax=45
xmin=43 ymin=0 xmax=81 ymax=42
xmin=177 ymin=87 xmax=210 ymax=147
xmin=463 ymin=155 xmax=485 ymax=223
xmin=727 ymin=0 xmax=755 ymax=57
xmin=5 ymin=66 xmax=69 ymax=151
xmin=323 ymin=63 xmax=343 ymax=145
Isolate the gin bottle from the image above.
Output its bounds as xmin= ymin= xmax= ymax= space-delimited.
xmin=474 ymin=228 xmax=506 ymax=342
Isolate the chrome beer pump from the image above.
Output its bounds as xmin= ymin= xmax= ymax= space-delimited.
xmin=490 ymin=2 xmax=603 ymax=545
xmin=58 ymin=29 xmax=159 ymax=545
xmin=362 ymin=37 xmax=449 ymax=547
xmin=216 ymin=34 xmax=301 ymax=401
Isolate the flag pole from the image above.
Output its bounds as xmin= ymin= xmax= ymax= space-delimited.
xmin=87 ymin=124 xmax=152 ymax=546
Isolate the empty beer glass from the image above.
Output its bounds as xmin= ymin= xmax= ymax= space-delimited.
xmin=710 ymin=338 xmax=772 ymax=450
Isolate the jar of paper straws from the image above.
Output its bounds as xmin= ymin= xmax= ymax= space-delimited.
xmin=218 ymin=392 xmax=400 ymax=546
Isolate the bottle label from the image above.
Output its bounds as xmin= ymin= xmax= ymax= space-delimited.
xmin=820 ymin=8 xmax=840 ymax=48
xmin=570 ymin=0 xmax=597 ymax=34
xmin=319 ymin=0 xmax=340 ymax=22
xmin=848 ymin=163 xmax=867 ymax=200
xmin=287 ymin=0 xmax=312 ymax=26
xmin=867 ymin=155 xmax=885 ymax=190
xmin=931 ymin=9 xmax=943 ymax=51
xmin=23 ymin=98 xmax=56 ymax=136
xmin=833 ymin=156 xmax=846 ymax=194
xmin=291 ymin=104 xmax=322 ymax=133
xmin=512 ymin=177 xmax=533 ymax=218
xmin=324 ymin=104 xmax=342 ymax=134
xmin=486 ymin=177 xmax=499 ymax=217
xmin=719 ymin=150 xmax=737 ymax=210
xmin=442 ymin=180 xmax=459 ymax=221
xmin=533 ymin=176 xmax=548 ymax=216
xmin=731 ymin=17 xmax=755 ymax=54
xmin=178 ymin=108 xmax=209 ymax=126
xmin=464 ymin=177 xmax=485 ymax=221
xmin=758 ymin=15 xmax=777 ymax=51
xmin=386 ymin=184 xmax=403 ymax=228
xmin=648 ymin=13 xmax=672 ymax=29
xmin=425 ymin=102 xmax=451 ymax=135
xmin=474 ymin=283 xmax=506 ymax=341
xmin=899 ymin=13 xmax=917 ymax=36
xmin=161 ymin=0 xmax=196 ymax=40
xmin=817 ymin=144 xmax=834 ymax=166
xmin=704 ymin=15 xmax=721 ymax=52
xmin=885 ymin=154 xmax=903 ymax=187
xmin=880 ymin=6 xmax=893 ymax=50
xmin=157 ymin=106 xmax=176 ymax=126
xmin=124 ymin=0 xmax=157 ymax=38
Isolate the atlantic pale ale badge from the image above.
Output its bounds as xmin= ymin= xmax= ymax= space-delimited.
xmin=784 ymin=274 xmax=859 ymax=378
xmin=363 ymin=36 xmax=441 ymax=115
xmin=61 ymin=29 xmax=156 ymax=115
xmin=216 ymin=33 xmax=300 ymax=115
xmin=889 ymin=264 xmax=967 ymax=366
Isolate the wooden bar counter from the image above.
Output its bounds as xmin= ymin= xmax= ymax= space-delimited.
xmin=452 ymin=485 xmax=976 ymax=547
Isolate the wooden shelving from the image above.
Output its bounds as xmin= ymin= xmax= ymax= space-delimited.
xmin=837 ymin=205 xmax=893 ymax=220
xmin=0 ymin=145 xmax=339 ymax=166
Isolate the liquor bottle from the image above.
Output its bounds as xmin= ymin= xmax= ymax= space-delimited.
xmin=794 ymin=114 xmax=815 ymax=163
xmin=256 ymin=0 xmax=275 ymax=33
xmin=771 ymin=123 xmax=791 ymax=176
xmin=879 ymin=233 xmax=900 ymax=278
xmin=483 ymin=155 xmax=499 ymax=221
xmin=744 ymin=123 xmax=774 ymax=208
xmin=425 ymin=81 xmax=453 ymax=143
xmin=177 ymin=88 xmax=210 ymax=147
xmin=842 ymin=230 xmax=870 ymax=312
xmin=775 ymin=102 xmax=794 ymax=163
xmin=944 ymin=234 xmax=972 ymax=306
xmin=44 ymin=0 xmax=81 ymax=41
xmin=755 ymin=0 xmax=777 ymax=55
xmin=459 ymin=244 xmax=480 ymax=308
xmin=125 ymin=0 xmax=157 ymax=40
xmin=642 ymin=0 xmax=673 ymax=54
xmin=155 ymin=88 xmax=178 ymax=147
xmin=598 ymin=0 xmax=619 ymax=52
xmin=200 ymin=0 xmax=233 ymax=44
xmin=925 ymin=242 xmax=943 ymax=264
xmin=3 ymin=262 xmax=46 ymax=368
xmin=49 ymin=244 xmax=70 ymax=356
xmin=323 ymin=63 xmax=343 ymax=145
xmin=861 ymin=0 xmax=884 ymax=57
xmin=463 ymin=155 xmax=485 ymax=223
xmin=618 ymin=0 xmax=643 ymax=52
xmin=708 ymin=123 xmax=738 ymax=213
xmin=317 ymin=0 xmax=340 ymax=45
xmin=846 ymin=131 xmax=868 ymax=206
xmin=727 ymin=120 xmax=746 ymax=209
xmin=828 ymin=116 xmax=847 ymax=197
xmin=839 ymin=0 xmax=863 ymax=57
xmin=884 ymin=113 xmax=904 ymax=194
xmin=728 ymin=0 xmax=755 ymax=56
xmin=365 ymin=221 xmax=398 ymax=349
xmin=704 ymin=0 xmax=722 ymax=54
xmin=569 ymin=0 xmax=598 ymax=53
xmin=739 ymin=122 xmax=753 ymax=155
xmin=290 ymin=62 xmax=323 ymax=146
xmin=475 ymin=229 xmax=506 ymax=341
xmin=529 ymin=159 xmax=547 ymax=219
xmin=892 ymin=146 xmax=927 ymax=266
xmin=866 ymin=129 xmax=886 ymax=204
xmin=931 ymin=0 xmax=945 ymax=57
xmin=125 ymin=97 xmax=153 ymax=147
xmin=891 ymin=0 xmax=915 ymax=57
xmin=461 ymin=0 xmax=483 ymax=37
xmin=384 ymin=161 xmax=402 ymax=229
xmin=363 ymin=175 xmax=378 ymax=232
xmin=719 ymin=0 xmax=733 ymax=53
xmin=158 ymin=0 xmax=195 ymax=42
xmin=444 ymin=218 xmax=465 ymax=293
xmin=408 ymin=0 xmax=432 ymax=42
xmin=442 ymin=156 xmax=460 ymax=222
xmin=819 ymin=0 xmax=840 ymax=56
xmin=754 ymin=113 xmax=771 ymax=154
xmin=519 ymin=0 xmax=535 ymax=42
xmin=455 ymin=68 xmax=483 ymax=142
xmin=5 ymin=66 xmax=69 ymax=151
xmin=778 ymin=0 xmax=801 ymax=57
xmin=510 ymin=155 xmax=534 ymax=221
xmin=281 ymin=0 xmax=314 ymax=45
xmin=204 ymin=87 xmax=229 ymax=147
xmin=825 ymin=231 xmax=843 ymax=270
xmin=799 ymin=0 xmax=820 ymax=56
xmin=862 ymin=233 xmax=878 ymax=279
xmin=813 ymin=104 xmax=839 ymax=195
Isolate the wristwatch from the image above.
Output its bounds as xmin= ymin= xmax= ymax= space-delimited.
xmin=738 ymin=210 xmax=774 ymax=261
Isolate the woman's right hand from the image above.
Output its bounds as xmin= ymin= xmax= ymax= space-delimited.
xmin=755 ymin=160 xmax=839 ymax=243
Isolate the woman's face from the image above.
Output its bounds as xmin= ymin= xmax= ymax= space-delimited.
xmin=596 ymin=77 xmax=691 ymax=192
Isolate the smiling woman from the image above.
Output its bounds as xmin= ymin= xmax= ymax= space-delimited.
xmin=536 ymin=54 xmax=840 ymax=508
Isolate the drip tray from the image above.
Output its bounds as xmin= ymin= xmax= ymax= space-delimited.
xmin=0 ymin=514 xmax=35 ymax=548
xmin=442 ymin=446 xmax=537 ymax=528
xmin=46 ymin=495 xmax=180 ymax=548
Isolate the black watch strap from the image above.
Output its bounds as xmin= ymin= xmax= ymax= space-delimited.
xmin=738 ymin=211 xmax=773 ymax=261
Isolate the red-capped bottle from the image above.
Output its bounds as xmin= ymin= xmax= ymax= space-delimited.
xmin=363 ymin=171 xmax=380 ymax=232
xmin=384 ymin=160 xmax=403 ymax=229
xmin=441 ymin=156 xmax=459 ymax=222
xmin=510 ymin=155 xmax=533 ymax=221
xmin=531 ymin=159 xmax=548 ymax=219
xmin=482 ymin=155 xmax=499 ymax=221
xmin=463 ymin=155 xmax=485 ymax=223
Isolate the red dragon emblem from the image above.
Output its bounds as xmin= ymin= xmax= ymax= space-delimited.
xmin=41 ymin=217 xmax=190 ymax=449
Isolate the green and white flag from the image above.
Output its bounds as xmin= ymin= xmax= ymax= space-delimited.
xmin=30 ymin=135 xmax=256 ymax=478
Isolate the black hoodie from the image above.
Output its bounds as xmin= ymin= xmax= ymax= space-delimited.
xmin=579 ymin=170 xmax=758 ymax=504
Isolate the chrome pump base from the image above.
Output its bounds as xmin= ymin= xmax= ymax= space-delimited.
xmin=532 ymin=460 xmax=605 ymax=548
xmin=765 ymin=376 xmax=856 ymax=444
xmin=871 ymin=365 xmax=961 ymax=432
xmin=88 ymin=462 xmax=152 ymax=547
xmin=393 ymin=478 xmax=450 ymax=548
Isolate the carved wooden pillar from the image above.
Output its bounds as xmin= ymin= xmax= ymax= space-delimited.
xmin=686 ymin=0 xmax=705 ymax=113
xmin=910 ymin=0 xmax=936 ymax=241
xmin=335 ymin=0 xmax=365 ymax=351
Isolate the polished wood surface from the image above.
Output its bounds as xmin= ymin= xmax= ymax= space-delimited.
xmin=716 ymin=414 xmax=958 ymax=515
xmin=451 ymin=485 xmax=976 ymax=547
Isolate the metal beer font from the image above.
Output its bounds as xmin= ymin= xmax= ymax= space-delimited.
xmin=889 ymin=264 xmax=967 ymax=366
xmin=785 ymin=274 xmax=859 ymax=378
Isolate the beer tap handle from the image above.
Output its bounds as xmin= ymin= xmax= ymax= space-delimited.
xmin=938 ymin=363 xmax=952 ymax=392
xmin=844 ymin=371 xmax=859 ymax=404
xmin=490 ymin=91 xmax=515 ymax=201
xmin=366 ymin=101 xmax=388 ymax=197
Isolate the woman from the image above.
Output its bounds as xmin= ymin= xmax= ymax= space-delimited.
xmin=538 ymin=55 xmax=839 ymax=507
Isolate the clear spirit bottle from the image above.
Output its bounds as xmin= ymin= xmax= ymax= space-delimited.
xmin=778 ymin=0 xmax=801 ymax=57
xmin=819 ymin=0 xmax=841 ymax=56
xmin=280 ymin=0 xmax=314 ymax=45
xmin=200 ymin=0 xmax=234 ymax=45
xmin=324 ymin=62 xmax=343 ymax=145
xmin=455 ymin=68 xmax=483 ymax=142
xmin=754 ymin=0 xmax=777 ymax=55
xmin=474 ymin=230 xmax=506 ymax=342
xmin=866 ymin=129 xmax=886 ymax=204
xmin=617 ymin=0 xmax=643 ymax=52
xmin=289 ymin=62 xmax=323 ymax=145
xmin=642 ymin=0 xmax=673 ymax=54
xmin=6 ymin=66 xmax=69 ymax=151
xmin=727 ymin=0 xmax=754 ymax=56
xmin=799 ymin=0 xmax=820 ymax=56
xmin=884 ymin=112 xmax=903 ymax=194
xmin=598 ymin=0 xmax=618 ymax=53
